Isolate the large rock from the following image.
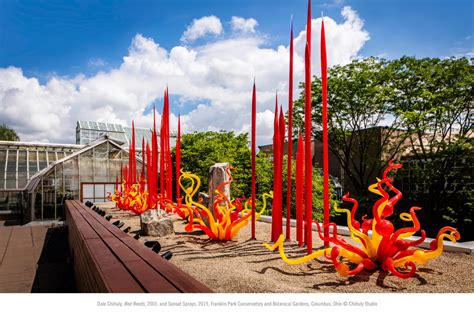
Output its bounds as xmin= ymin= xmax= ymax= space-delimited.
xmin=208 ymin=162 xmax=231 ymax=210
xmin=140 ymin=208 xmax=174 ymax=237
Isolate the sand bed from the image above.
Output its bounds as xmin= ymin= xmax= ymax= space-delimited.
xmin=108 ymin=208 xmax=473 ymax=293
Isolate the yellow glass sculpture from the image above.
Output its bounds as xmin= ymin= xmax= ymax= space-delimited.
xmin=178 ymin=166 xmax=273 ymax=241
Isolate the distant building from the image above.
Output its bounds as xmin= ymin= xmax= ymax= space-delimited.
xmin=258 ymin=127 xmax=408 ymax=195
xmin=258 ymin=126 xmax=472 ymax=196
xmin=259 ymin=137 xmax=343 ymax=198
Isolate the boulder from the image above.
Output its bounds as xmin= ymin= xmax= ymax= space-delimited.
xmin=140 ymin=208 xmax=174 ymax=237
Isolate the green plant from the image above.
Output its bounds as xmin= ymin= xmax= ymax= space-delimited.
xmin=0 ymin=124 xmax=20 ymax=141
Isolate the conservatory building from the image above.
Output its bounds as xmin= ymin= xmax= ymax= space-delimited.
xmin=0 ymin=135 xmax=142 ymax=223
xmin=0 ymin=120 xmax=180 ymax=223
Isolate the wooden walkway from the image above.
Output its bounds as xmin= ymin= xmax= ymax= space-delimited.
xmin=0 ymin=223 xmax=48 ymax=292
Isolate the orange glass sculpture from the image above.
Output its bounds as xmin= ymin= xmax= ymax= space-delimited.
xmin=264 ymin=161 xmax=460 ymax=279
xmin=178 ymin=166 xmax=273 ymax=241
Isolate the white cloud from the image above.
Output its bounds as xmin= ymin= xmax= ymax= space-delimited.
xmin=181 ymin=16 xmax=223 ymax=42
xmin=231 ymin=16 xmax=258 ymax=33
xmin=87 ymin=58 xmax=108 ymax=68
xmin=293 ymin=6 xmax=370 ymax=71
xmin=0 ymin=6 xmax=369 ymax=146
xmin=322 ymin=0 xmax=346 ymax=8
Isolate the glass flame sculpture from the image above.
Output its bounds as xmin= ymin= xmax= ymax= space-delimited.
xmin=110 ymin=180 xmax=175 ymax=215
xmin=110 ymin=88 xmax=175 ymax=215
xmin=111 ymin=180 xmax=149 ymax=215
xmin=177 ymin=166 xmax=273 ymax=241
xmin=264 ymin=161 xmax=461 ymax=279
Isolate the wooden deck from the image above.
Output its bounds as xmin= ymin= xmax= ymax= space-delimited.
xmin=66 ymin=200 xmax=212 ymax=293
xmin=0 ymin=223 xmax=48 ymax=292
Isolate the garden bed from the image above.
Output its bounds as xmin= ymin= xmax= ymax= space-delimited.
xmin=108 ymin=208 xmax=473 ymax=293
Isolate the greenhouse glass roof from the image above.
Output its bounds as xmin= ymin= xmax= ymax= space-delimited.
xmin=76 ymin=120 xmax=176 ymax=148
xmin=0 ymin=141 xmax=84 ymax=190
xmin=77 ymin=121 xmax=125 ymax=133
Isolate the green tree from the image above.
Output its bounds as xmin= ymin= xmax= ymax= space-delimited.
xmin=293 ymin=57 xmax=408 ymax=198
xmin=292 ymin=56 xmax=473 ymax=239
xmin=390 ymin=57 xmax=473 ymax=239
xmin=0 ymin=124 xmax=20 ymax=141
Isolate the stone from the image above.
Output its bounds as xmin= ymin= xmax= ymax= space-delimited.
xmin=140 ymin=208 xmax=174 ymax=237
xmin=208 ymin=162 xmax=231 ymax=210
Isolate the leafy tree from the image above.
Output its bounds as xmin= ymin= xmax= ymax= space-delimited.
xmin=0 ymin=124 xmax=20 ymax=141
xmin=390 ymin=57 xmax=473 ymax=239
xmin=293 ymin=57 xmax=408 ymax=198
xmin=292 ymin=56 xmax=473 ymax=239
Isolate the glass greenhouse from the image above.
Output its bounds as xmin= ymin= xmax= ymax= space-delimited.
xmin=0 ymin=136 xmax=142 ymax=223
xmin=0 ymin=120 xmax=176 ymax=223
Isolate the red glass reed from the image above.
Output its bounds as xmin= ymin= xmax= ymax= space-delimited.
xmin=296 ymin=132 xmax=304 ymax=246
xmin=321 ymin=18 xmax=330 ymax=246
xmin=285 ymin=17 xmax=294 ymax=241
xmin=175 ymin=115 xmax=181 ymax=200
xmin=271 ymin=96 xmax=282 ymax=242
xmin=304 ymin=0 xmax=313 ymax=254
xmin=251 ymin=82 xmax=257 ymax=239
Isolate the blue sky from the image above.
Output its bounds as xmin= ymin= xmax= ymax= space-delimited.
xmin=0 ymin=0 xmax=472 ymax=144
xmin=1 ymin=0 xmax=472 ymax=80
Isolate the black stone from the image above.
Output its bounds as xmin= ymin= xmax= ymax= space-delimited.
xmin=144 ymin=240 xmax=158 ymax=248
xmin=161 ymin=251 xmax=172 ymax=260
xmin=152 ymin=243 xmax=162 ymax=253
